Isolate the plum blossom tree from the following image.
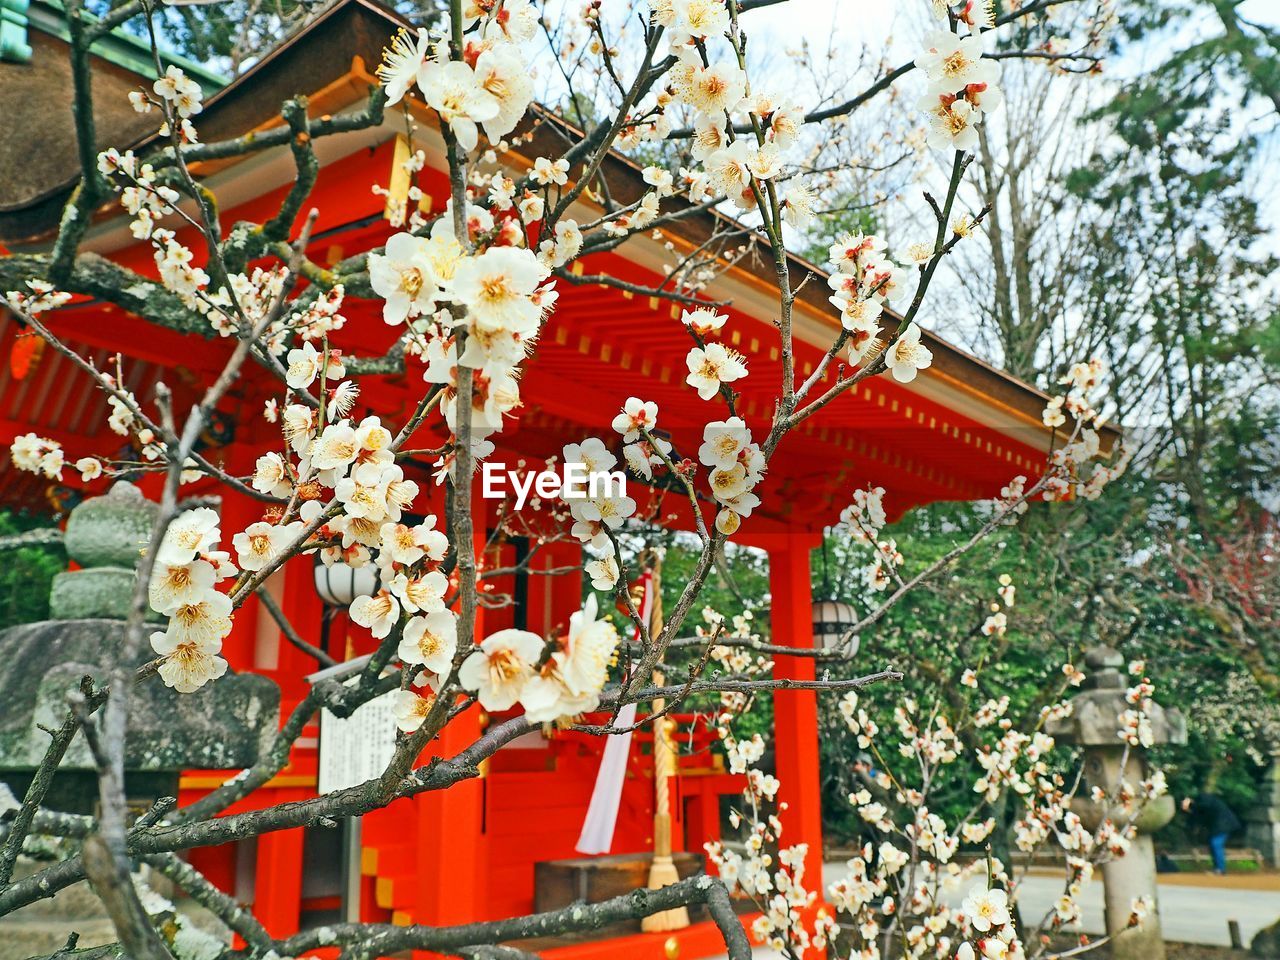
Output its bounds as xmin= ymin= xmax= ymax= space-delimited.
xmin=0 ymin=0 xmax=1142 ymax=957
xmin=705 ymin=568 xmax=1168 ymax=960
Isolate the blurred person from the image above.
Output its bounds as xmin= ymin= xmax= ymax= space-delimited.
xmin=1181 ymin=792 xmax=1241 ymax=875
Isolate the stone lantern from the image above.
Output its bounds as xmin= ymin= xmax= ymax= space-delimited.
xmin=0 ymin=483 xmax=279 ymax=812
xmin=49 ymin=482 xmax=163 ymax=621
xmin=1245 ymin=747 xmax=1280 ymax=868
xmin=1045 ymin=646 xmax=1186 ymax=960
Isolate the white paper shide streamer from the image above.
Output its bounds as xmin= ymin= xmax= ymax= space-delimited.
xmin=575 ymin=576 xmax=652 ymax=855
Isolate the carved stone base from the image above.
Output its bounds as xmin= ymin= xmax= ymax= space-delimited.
xmin=0 ymin=618 xmax=278 ymax=772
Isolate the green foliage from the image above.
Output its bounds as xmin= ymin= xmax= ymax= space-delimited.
xmin=812 ymin=467 xmax=1275 ymax=848
xmin=1053 ymin=10 xmax=1280 ymax=832
xmin=800 ymin=200 xmax=880 ymax=267
xmin=0 ymin=510 xmax=63 ymax=630
xmin=655 ymin=460 xmax=1278 ymax=849
xmin=661 ymin=540 xmax=776 ymax=744
xmin=1109 ymin=0 xmax=1280 ymax=141
xmin=660 ymin=539 xmax=771 ymax=624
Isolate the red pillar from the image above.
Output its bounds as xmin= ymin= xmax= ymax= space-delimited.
xmin=215 ymin=444 xmax=266 ymax=670
xmin=525 ymin=539 xmax=582 ymax=638
xmin=762 ymin=533 xmax=826 ymax=919
xmin=412 ymin=484 xmax=488 ymax=937
xmin=254 ymin=826 xmax=305 ymax=937
xmin=279 ymin=554 xmax=325 ymax=675
xmin=412 ymin=699 xmax=486 ymax=929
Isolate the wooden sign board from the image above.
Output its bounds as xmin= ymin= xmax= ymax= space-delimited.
xmin=318 ymin=689 xmax=398 ymax=795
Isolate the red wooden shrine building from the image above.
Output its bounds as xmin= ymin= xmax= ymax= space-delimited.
xmin=0 ymin=1 xmax=1093 ymax=955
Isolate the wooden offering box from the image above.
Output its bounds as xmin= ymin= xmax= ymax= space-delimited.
xmin=534 ymin=852 xmax=707 ymax=935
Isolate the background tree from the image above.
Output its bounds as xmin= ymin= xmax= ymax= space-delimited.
xmin=797 ymin=0 xmax=1280 ymax=850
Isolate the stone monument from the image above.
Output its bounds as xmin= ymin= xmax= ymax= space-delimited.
xmin=1046 ymin=646 xmax=1187 ymax=960
xmin=0 ymin=483 xmax=279 ymax=810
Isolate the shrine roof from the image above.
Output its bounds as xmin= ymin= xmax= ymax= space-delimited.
xmin=0 ymin=0 xmax=1120 ymax=525
xmin=0 ymin=0 xmax=224 ymax=229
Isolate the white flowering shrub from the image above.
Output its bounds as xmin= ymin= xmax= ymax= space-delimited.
xmin=706 ymin=600 xmax=1167 ymax=960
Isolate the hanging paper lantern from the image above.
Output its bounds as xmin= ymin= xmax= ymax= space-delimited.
xmin=9 ymin=332 xmax=44 ymax=380
xmin=812 ymin=597 xmax=860 ymax=653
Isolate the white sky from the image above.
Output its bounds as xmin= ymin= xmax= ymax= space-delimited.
xmin=728 ymin=0 xmax=1280 ymax=387
xmin=737 ymin=0 xmax=896 ymax=47
xmin=534 ymin=0 xmax=1280 ymax=369
xmin=739 ymin=0 xmax=1280 ymax=68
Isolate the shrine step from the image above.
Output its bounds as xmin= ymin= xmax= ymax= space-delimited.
xmin=361 ymin=841 xmax=417 ymax=879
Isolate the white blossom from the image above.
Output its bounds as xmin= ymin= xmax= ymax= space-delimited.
xmin=458 ymin=628 xmax=544 ymax=711
xmin=398 ymin=611 xmax=458 ymax=675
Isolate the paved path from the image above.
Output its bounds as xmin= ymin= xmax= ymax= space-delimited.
xmin=1007 ymin=869 xmax=1277 ymax=948
xmin=822 ymin=862 xmax=1278 ymax=947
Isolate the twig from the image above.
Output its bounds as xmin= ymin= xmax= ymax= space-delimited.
xmin=256 ymin=587 xmax=337 ymax=667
